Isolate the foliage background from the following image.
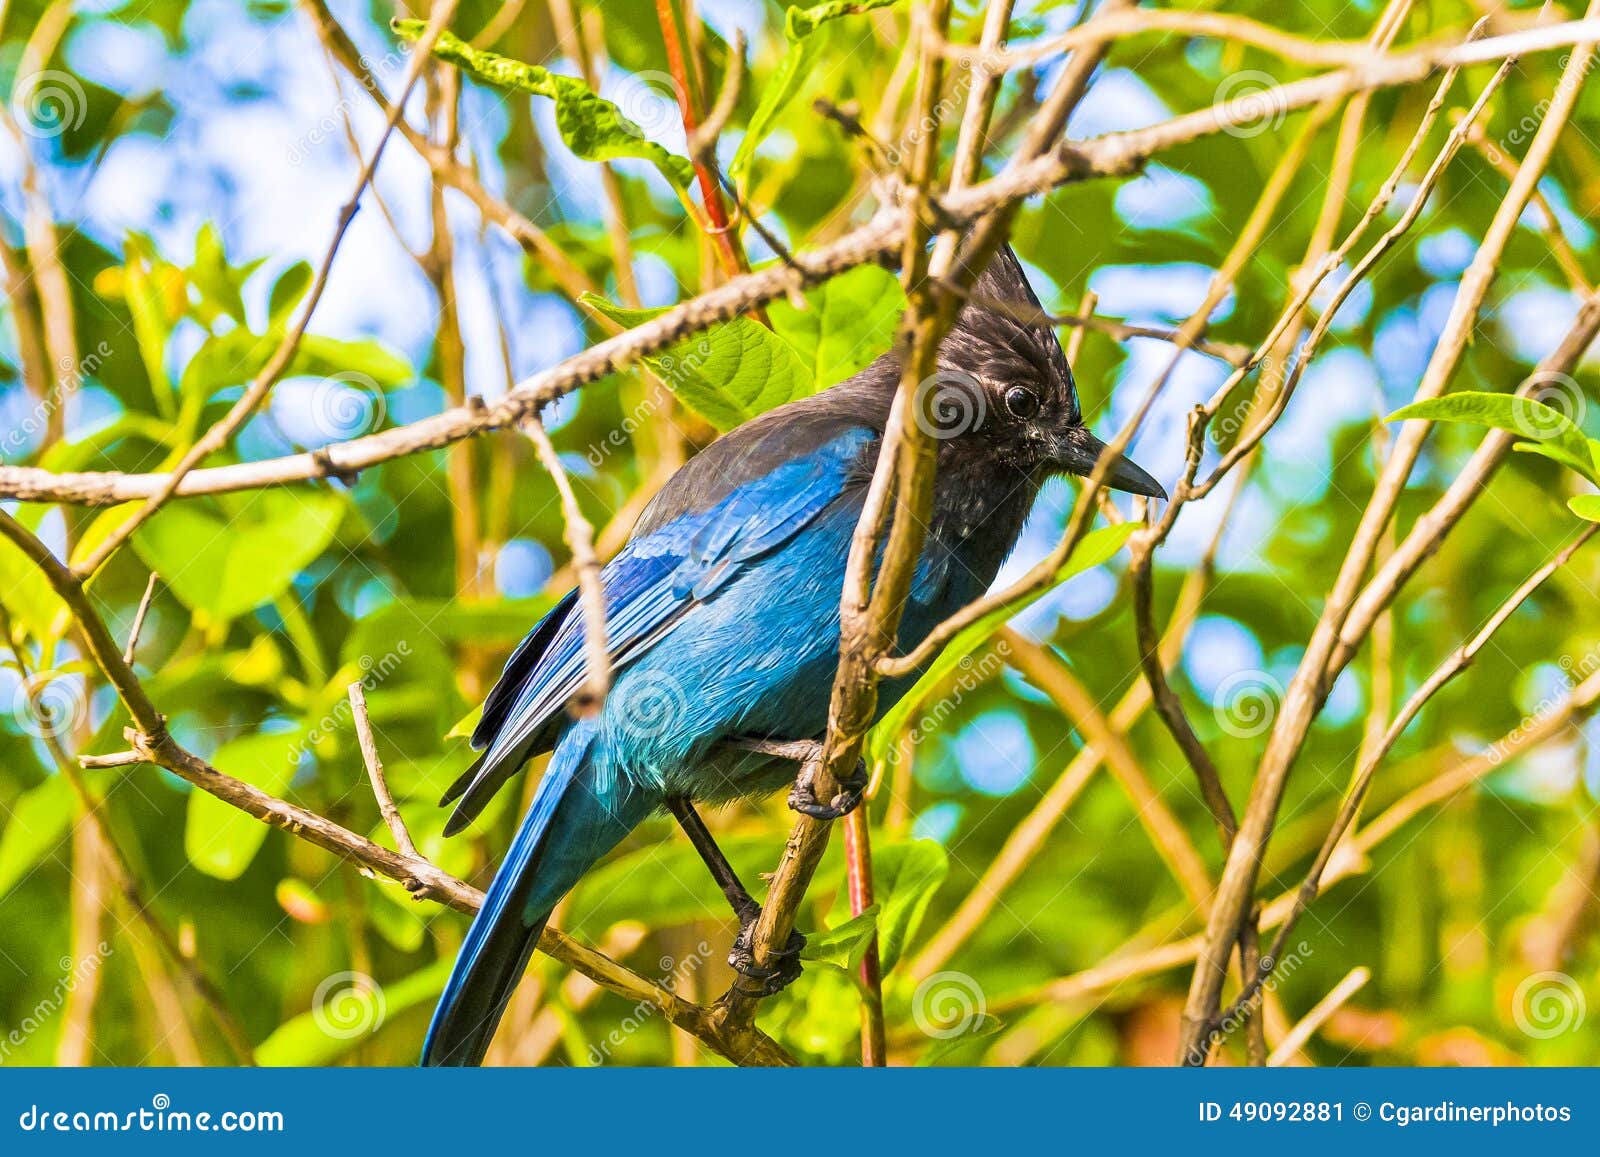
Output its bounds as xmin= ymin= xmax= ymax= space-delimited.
xmin=1 ymin=0 xmax=1598 ymax=1066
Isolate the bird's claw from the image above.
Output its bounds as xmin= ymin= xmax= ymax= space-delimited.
xmin=787 ymin=757 xmax=868 ymax=821
xmin=727 ymin=922 xmax=806 ymax=997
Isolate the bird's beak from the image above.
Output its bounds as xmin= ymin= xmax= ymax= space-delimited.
xmin=1051 ymin=425 xmax=1167 ymax=500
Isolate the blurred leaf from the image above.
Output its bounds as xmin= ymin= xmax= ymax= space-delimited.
xmin=769 ymin=264 xmax=904 ymax=388
xmin=189 ymin=222 xmax=248 ymax=324
xmin=396 ymin=23 xmax=694 ymax=191
xmin=1570 ymin=494 xmax=1600 ymax=522
xmin=731 ymin=0 xmax=903 ymax=176
xmin=0 ymin=517 xmax=66 ymax=640
xmin=275 ymin=877 xmax=331 ymax=924
xmin=868 ymin=522 xmax=1137 ymax=761
xmin=133 ymin=490 xmax=345 ymax=620
xmin=256 ymin=958 xmax=451 ymax=1065
xmin=916 ymin=1014 xmax=1003 ymax=1065
xmin=184 ymin=723 xmax=308 ymax=880
xmin=800 ymin=903 xmax=878 ymax=970
xmin=0 ymin=775 xmax=74 ymax=902
xmin=267 ymin=261 xmax=312 ymax=328
xmin=875 ymin=839 xmax=947 ymax=970
xmin=1389 ymin=392 xmax=1597 ymax=483
xmin=584 ymin=296 xmax=814 ymax=428
xmin=121 ymin=243 xmax=177 ymax=416
xmin=446 ymin=703 xmax=481 ymax=740
xmin=180 ymin=330 xmax=412 ymax=399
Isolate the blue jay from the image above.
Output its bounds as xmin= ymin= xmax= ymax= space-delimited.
xmin=423 ymin=248 xmax=1163 ymax=1064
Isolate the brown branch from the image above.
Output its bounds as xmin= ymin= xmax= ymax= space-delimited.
xmin=1266 ymin=966 xmax=1370 ymax=1066
xmin=1176 ymin=15 xmax=1600 ymax=1063
xmin=67 ymin=0 xmax=462 ymax=581
xmin=1001 ymin=630 xmax=1213 ymax=907
xmin=122 ymin=571 xmax=159 ymax=667
xmin=9 ymin=18 xmax=1600 ymax=508
xmin=986 ymin=665 xmax=1600 ymax=1019
xmin=518 ymin=413 xmax=610 ymax=712
xmin=347 ymin=681 xmax=419 ymax=859
xmin=1205 ymin=523 xmax=1598 ymax=1052
xmin=0 ymin=507 xmax=793 ymax=1067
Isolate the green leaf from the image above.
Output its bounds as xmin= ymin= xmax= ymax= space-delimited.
xmin=731 ymin=0 xmax=904 ymax=176
xmin=1570 ymin=494 xmax=1600 ymax=523
xmin=1389 ymin=392 xmax=1597 ymax=483
xmin=446 ymin=703 xmax=481 ymax=741
xmin=768 ymin=264 xmax=904 ymax=388
xmin=0 ymin=776 xmax=75 ymax=901
xmin=185 ymin=724 xmax=308 ymax=880
xmin=916 ymin=1014 xmax=1003 ymax=1065
xmin=133 ymin=490 xmax=345 ymax=621
xmin=874 ymin=840 xmax=947 ymax=970
xmin=868 ymin=522 xmax=1137 ymax=762
xmin=0 ymin=513 xmax=67 ymax=641
xmin=256 ymin=958 xmax=452 ymax=1065
xmin=800 ymin=904 xmax=879 ymax=970
xmin=180 ymin=330 xmax=412 ymax=399
xmin=395 ymin=22 xmax=694 ymax=191
xmin=122 ymin=243 xmax=176 ymax=416
xmin=268 ymin=261 xmax=312 ymax=328
xmin=189 ymin=222 xmax=247 ymax=324
xmin=583 ymin=295 xmax=816 ymax=428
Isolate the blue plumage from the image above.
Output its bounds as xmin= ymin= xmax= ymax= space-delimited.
xmin=422 ymin=248 xmax=1165 ymax=1065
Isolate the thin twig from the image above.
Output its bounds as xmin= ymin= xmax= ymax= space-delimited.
xmin=122 ymin=572 xmax=159 ymax=667
xmin=1266 ymin=967 xmax=1370 ymax=1066
xmin=348 ymin=681 xmax=419 ymax=859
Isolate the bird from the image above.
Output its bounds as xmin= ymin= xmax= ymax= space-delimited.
xmin=421 ymin=246 xmax=1164 ymax=1065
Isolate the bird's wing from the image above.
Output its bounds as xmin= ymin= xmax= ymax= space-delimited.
xmin=441 ymin=425 xmax=875 ymax=833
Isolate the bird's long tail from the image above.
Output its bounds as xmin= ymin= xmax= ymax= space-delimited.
xmin=422 ymin=723 xmax=651 ymax=1066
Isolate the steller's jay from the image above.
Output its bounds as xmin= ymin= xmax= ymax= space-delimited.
xmin=422 ymin=247 xmax=1164 ymax=1065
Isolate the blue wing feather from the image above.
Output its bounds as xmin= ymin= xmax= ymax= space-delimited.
xmin=442 ymin=427 xmax=873 ymax=832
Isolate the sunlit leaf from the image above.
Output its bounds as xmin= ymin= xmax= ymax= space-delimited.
xmin=731 ymin=0 xmax=904 ymax=176
xmin=875 ymin=839 xmax=947 ymax=970
xmin=800 ymin=904 xmax=879 ymax=970
xmin=185 ymin=723 xmax=308 ymax=880
xmin=0 ymin=775 xmax=74 ymax=902
xmin=189 ymin=222 xmax=247 ymax=324
xmin=769 ymin=263 xmax=904 ymax=388
xmin=583 ymin=295 xmax=815 ymax=428
xmin=395 ymin=22 xmax=694 ymax=191
xmin=1570 ymin=494 xmax=1600 ymax=522
xmin=133 ymin=490 xmax=345 ymax=621
xmin=1389 ymin=392 xmax=1597 ymax=483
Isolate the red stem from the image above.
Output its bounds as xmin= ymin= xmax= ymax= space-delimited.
xmin=844 ymin=807 xmax=887 ymax=1066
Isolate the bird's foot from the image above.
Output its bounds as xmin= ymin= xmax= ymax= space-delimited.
xmin=787 ymin=757 xmax=869 ymax=821
xmin=727 ymin=922 xmax=806 ymax=997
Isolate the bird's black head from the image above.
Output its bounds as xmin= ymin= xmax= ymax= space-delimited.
xmin=922 ymin=246 xmax=1165 ymax=500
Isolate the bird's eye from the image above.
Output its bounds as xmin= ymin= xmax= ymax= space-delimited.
xmin=1003 ymin=386 xmax=1040 ymax=420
